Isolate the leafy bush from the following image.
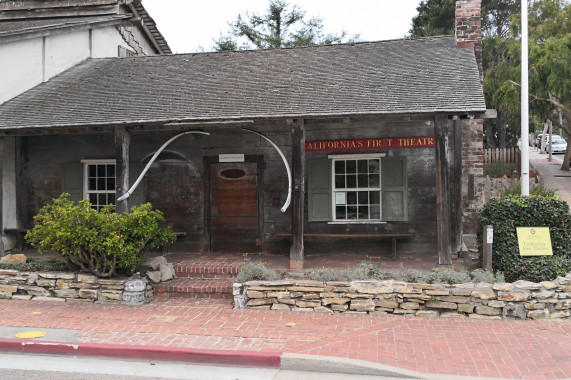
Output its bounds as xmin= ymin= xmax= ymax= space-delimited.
xmin=478 ymin=195 xmax=571 ymax=282
xmin=25 ymin=194 xmax=176 ymax=278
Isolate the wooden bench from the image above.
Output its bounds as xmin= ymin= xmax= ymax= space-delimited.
xmin=3 ymin=228 xmax=31 ymax=251
xmin=276 ymin=233 xmax=414 ymax=261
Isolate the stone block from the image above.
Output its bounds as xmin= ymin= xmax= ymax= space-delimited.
xmin=426 ymin=301 xmax=457 ymax=310
xmin=294 ymin=280 xmax=324 ymax=287
xmin=291 ymin=307 xmax=314 ymax=312
xmin=314 ymin=306 xmax=334 ymax=313
xmin=122 ymin=291 xmax=146 ymax=304
xmin=436 ymin=296 xmax=469 ymax=304
xmin=425 ymin=289 xmax=450 ymax=296
xmin=53 ymin=289 xmax=78 ymax=298
xmin=246 ymin=290 xmax=266 ymax=299
xmin=527 ymin=309 xmax=549 ymax=320
xmin=475 ymin=305 xmax=501 ymax=315
xmin=350 ymin=298 xmax=375 ymax=312
xmin=39 ymin=272 xmax=75 ymax=280
xmin=287 ymin=286 xmax=325 ymax=292
xmin=0 ymin=269 xmax=19 ymax=276
xmin=325 ymin=281 xmax=352 ymax=287
xmin=0 ymin=254 xmax=26 ymax=265
xmin=32 ymin=296 xmax=65 ymax=302
xmin=79 ymin=289 xmax=99 ymax=300
xmin=250 ymin=305 xmax=272 ymax=310
xmin=234 ymin=295 xmax=247 ymax=309
xmin=487 ymin=300 xmax=506 ymax=308
xmin=540 ymin=281 xmax=557 ymax=290
xmin=245 ymin=280 xmax=294 ymax=287
xmin=394 ymin=286 xmax=422 ymax=294
xmin=124 ymin=280 xmax=146 ymax=292
xmin=11 ymin=295 xmax=32 ymax=300
xmin=457 ymin=303 xmax=475 ymax=313
xmin=331 ymin=304 xmax=349 ymax=312
xmin=325 ymin=286 xmax=356 ymax=293
xmin=247 ymin=298 xmax=273 ymax=306
xmin=22 ymin=286 xmax=51 ymax=297
xmin=441 ymin=312 xmax=467 ymax=318
xmin=415 ymin=310 xmax=439 ymax=318
xmin=296 ymin=300 xmax=321 ymax=308
xmin=77 ymin=274 xmax=98 ymax=284
xmin=101 ymin=290 xmax=122 ymax=300
xmin=146 ymin=271 xmax=162 ymax=283
xmin=302 ymin=293 xmax=319 ymax=300
xmin=450 ymin=287 xmax=474 ymax=296
xmin=159 ymin=263 xmax=175 ymax=282
xmin=471 ymin=287 xmax=496 ymax=300
xmin=468 ymin=314 xmax=501 ymax=320
xmin=533 ymin=290 xmax=554 ymax=299
xmin=498 ymin=290 xmax=530 ymax=302
xmin=0 ymin=284 xmax=18 ymax=295
xmin=502 ymin=303 xmax=526 ymax=319
xmin=492 ymin=283 xmax=514 ymax=291
xmin=400 ymin=302 xmax=420 ymax=310
xmin=322 ymin=297 xmax=351 ymax=306
xmin=271 ymin=304 xmax=290 ymax=311
xmin=277 ymin=297 xmax=296 ymax=305
xmin=393 ymin=309 xmax=416 ymax=314
xmin=267 ymin=291 xmax=289 ymax=298
xmin=513 ymin=280 xmax=542 ymax=290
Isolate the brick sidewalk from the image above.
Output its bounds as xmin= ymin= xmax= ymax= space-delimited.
xmin=0 ymin=298 xmax=569 ymax=379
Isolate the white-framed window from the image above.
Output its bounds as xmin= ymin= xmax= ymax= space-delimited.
xmin=307 ymin=154 xmax=407 ymax=223
xmin=330 ymin=154 xmax=384 ymax=222
xmin=82 ymin=160 xmax=115 ymax=211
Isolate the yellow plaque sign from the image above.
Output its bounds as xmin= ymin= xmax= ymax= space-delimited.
xmin=516 ymin=227 xmax=553 ymax=256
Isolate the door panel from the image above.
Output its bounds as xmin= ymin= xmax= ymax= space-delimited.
xmin=209 ymin=162 xmax=259 ymax=253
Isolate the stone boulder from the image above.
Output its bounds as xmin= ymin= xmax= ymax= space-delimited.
xmin=0 ymin=254 xmax=27 ymax=264
xmin=140 ymin=256 xmax=175 ymax=282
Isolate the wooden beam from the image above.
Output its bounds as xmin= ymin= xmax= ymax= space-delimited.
xmin=289 ymin=119 xmax=305 ymax=270
xmin=114 ymin=127 xmax=130 ymax=214
xmin=434 ymin=115 xmax=452 ymax=266
xmin=451 ymin=119 xmax=463 ymax=253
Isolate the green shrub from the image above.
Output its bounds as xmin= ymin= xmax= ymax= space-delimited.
xmin=25 ymin=194 xmax=176 ymax=278
xmin=0 ymin=257 xmax=69 ymax=272
xmin=478 ymin=195 xmax=571 ymax=282
xmin=236 ymin=260 xmax=280 ymax=282
xmin=503 ymin=183 xmax=557 ymax=197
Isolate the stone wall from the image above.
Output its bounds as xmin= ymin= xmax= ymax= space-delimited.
xmin=234 ymin=275 xmax=571 ymax=320
xmin=0 ymin=269 xmax=153 ymax=304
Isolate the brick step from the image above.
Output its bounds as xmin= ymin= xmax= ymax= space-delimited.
xmin=154 ymin=278 xmax=234 ymax=299
xmin=172 ymin=262 xmax=241 ymax=279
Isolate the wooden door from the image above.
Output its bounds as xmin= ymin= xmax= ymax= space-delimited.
xmin=209 ymin=162 xmax=259 ymax=253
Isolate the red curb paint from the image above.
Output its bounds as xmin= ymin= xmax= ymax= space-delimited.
xmin=0 ymin=338 xmax=282 ymax=368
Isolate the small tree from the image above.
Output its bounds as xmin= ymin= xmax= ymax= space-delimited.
xmin=213 ymin=0 xmax=358 ymax=51
xmin=25 ymin=194 xmax=176 ymax=278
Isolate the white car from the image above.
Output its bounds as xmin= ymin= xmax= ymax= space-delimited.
xmin=545 ymin=136 xmax=568 ymax=154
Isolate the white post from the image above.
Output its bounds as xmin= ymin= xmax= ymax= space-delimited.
xmin=520 ymin=0 xmax=530 ymax=196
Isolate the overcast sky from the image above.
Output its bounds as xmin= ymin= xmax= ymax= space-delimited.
xmin=142 ymin=0 xmax=424 ymax=54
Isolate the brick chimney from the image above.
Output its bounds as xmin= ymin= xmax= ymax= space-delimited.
xmin=455 ymin=0 xmax=483 ymax=81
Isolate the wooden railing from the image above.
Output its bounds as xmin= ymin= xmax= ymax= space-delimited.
xmin=483 ymin=147 xmax=518 ymax=164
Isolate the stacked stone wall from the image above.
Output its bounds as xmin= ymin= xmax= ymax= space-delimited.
xmin=234 ymin=276 xmax=571 ymax=320
xmin=0 ymin=269 xmax=153 ymax=303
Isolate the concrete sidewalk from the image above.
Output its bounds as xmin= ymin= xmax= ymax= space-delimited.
xmin=529 ymin=148 xmax=571 ymax=206
xmin=0 ymin=298 xmax=569 ymax=379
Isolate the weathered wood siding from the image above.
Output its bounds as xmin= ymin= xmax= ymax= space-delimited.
xmin=17 ymin=117 xmax=456 ymax=257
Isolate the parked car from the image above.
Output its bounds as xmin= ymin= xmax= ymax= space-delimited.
xmin=536 ymin=134 xmax=560 ymax=149
xmin=545 ymin=136 xmax=568 ymax=154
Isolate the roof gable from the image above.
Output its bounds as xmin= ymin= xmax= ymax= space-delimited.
xmin=0 ymin=36 xmax=486 ymax=131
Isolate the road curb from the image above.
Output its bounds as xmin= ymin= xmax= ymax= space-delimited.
xmin=0 ymin=338 xmax=282 ymax=368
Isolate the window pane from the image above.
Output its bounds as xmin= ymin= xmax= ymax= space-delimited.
xmin=88 ymin=178 xmax=97 ymax=191
xmin=370 ymin=205 xmax=380 ymax=219
xmin=368 ymin=159 xmax=379 ymax=173
xmin=370 ymin=191 xmax=380 ymax=204
xmin=357 ymin=174 xmax=368 ymax=188
xmin=358 ymin=206 xmax=369 ymax=219
xmin=336 ymin=206 xmax=346 ymax=219
xmin=346 ymin=160 xmax=356 ymax=174
xmin=335 ymin=175 xmax=345 ymax=189
xmin=97 ymin=165 xmax=105 ymax=177
xmin=347 ymin=191 xmax=357 ymax=205
xmin=89 ymin=165 xmax=96 ymax=177
xmin=358 ymin=191 xmax=368 ymax=204
xmin=357 ymin=160 xmax=367 ymax=173
xmin=346 ymin=174 xmax=356 ymax=188
xmin=89 ymin=193 xmax=97 ymax=205
xmin=98 ymin=193 xmax=107 ymax=206
xmin=107 ymin=178 xmax=115 ymax=190
xmin=108 ymin=194 xmax=115 ymax=204
xmin=97 ymin=178 xmax=105 ymax=190
xmin=369 ymin=174 xmax=380 ymax=187
xmin=107 ymin=165 xmax=115 ymax=177
xmin=334 ymin=160 xmax=345 ymax=174
xmin=347 ymin=206 xmax=357 ymax=220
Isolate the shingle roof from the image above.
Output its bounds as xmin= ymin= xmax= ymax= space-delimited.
xmin=0 ymin=36 xmax=486 ymax=131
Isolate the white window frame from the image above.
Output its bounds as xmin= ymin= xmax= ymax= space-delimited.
xmin=81 ymin=159 xmax=116 ymax=210
xmin=328 ymin=153 xmax=386 ymax=224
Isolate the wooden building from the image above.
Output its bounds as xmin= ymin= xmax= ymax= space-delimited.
xmin=0 ymin=0 xmax=490 ymax=269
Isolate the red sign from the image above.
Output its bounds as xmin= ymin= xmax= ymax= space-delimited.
xmin=305 ymin=137 xmax=435 ymax=152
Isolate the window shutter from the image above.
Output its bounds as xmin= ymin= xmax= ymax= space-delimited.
xmin=382 ymin=158 xmax=408 ymax=222
xmin=61 ymin=163 xmax=83 ymax=203
xmin=128 ymin=163 xmax=145 ymax=208
xmin=307 ymin=159 xmax=332 ymax=222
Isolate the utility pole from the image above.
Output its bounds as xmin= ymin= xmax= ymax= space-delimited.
xmin=520 ymin=0 xmax=530 ymax=196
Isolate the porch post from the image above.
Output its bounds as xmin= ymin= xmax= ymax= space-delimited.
xmin=0 ymin=137 xmax=4 ymax=255
xmin=434 ymin=115 xmax=452 ymax=265
xmin=451 ymin=119 xmax=463 ymax=252
xmin=289 ymin=119 xmax=305 ymax=270
xmin=115 ymin=126 xmax=130 ymax=214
